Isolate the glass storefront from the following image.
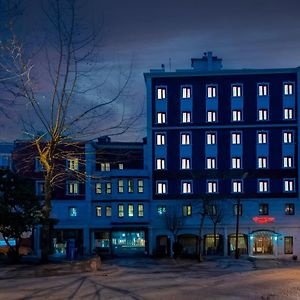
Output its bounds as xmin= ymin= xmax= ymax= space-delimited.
xmin=112 ymin=231 xmax=145 ymax=256
xmin=251 ymin=231 xmax=276 ymax=255
xmin=228 ymin=234 xmax=248 ymax=255
xmin=204 ymin=234 xmax=223 ymax=255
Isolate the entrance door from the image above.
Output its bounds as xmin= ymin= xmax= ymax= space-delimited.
xmin=253 ymin=232 xmax=273 ymax=255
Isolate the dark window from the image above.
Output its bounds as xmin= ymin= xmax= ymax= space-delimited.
xmin=233 ymin=204 xmax=242 ymax=216
xmin=259 ymin=204 xmax=269 ymax=215
xmin=284 ymin=236 xmax=293 ymax=254
xmin=285 ymin=203 xmax=295 ymax=215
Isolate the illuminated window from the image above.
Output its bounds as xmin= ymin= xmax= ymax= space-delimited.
xmin=138 ymin=204 xmax=144 ymax=217
xmin=182 ymin=86 xmax=191 ymax=99
xmin=156 ymin=158 xmax=166 ymax=170
xmin=258 ymin=157 xmax=268 ymax=169
xmin=258 ymin=84 xmax=268 ymax=96
xmin=207 ymin=85 xmax=217 ymax=98
xmin=156 ymin=133 xmax=166 ymax=145
xmin=105 ymin=206 xmax=112 ymax=217
xmin=182 ymin=205 xmax=192 ymax=216
xmin=206 ymin=132 xmax=216 ymax=144
xmin=157 ymin=181 xmax=167 ymax=194
xmin=284 ymin=108 xmax=294 ymax=120
xmin=283 ymin=131 xmax=293 ymax=143
xmin=207 ymin=111 xmax=217 ymax=122
xmin=232 ymin=85 xmax=242 ymax=97
xmin=283 ymin=156 xmax=293 ymax=168
xmin=157 ymin=87 xmax=166 ymax=99
xmin=232 ymin=110 xmax=242 ymax=121
xmin=128 ymin=179 xmax=134 ymax=193
xmin=101 ymin=162 xmax=110 ymax=171
xmin=231 ymin=157 xmax=241 ymax=169
xmin=68 ymin=207 xmax=78 ymax=217
xmin=67 ymin=158 xmax=79 ymax=171
xmin=128 ymin=204 xmax=134 ymax=217
xmin=206 ymin=157 xmax=216 ymax=169
xmin=95 ymin=183 xmax=102 ymax=194
xmin=232 ymin=180 xmax=242 ymax=193
xmin=118 ymin=204 xmax=124 ymax=217
xmin=96 ymin=206 xmax=102 ymax=217
xmin=207 ymin=181 xmax=217 ymax=193
xmin=138 ymin=179 xmax=144 ymax=193
xmin=157 ymin=112 xmax=166 ymax=124
xmin=118 ymin=179 xmax=124 ymax=193
xmin=285 ymin=203 xmax=295 ymax=215
xmin=181 ymin=158 xmax=191 ymax=170
xmin=181 ymin=133 xmax=191 ymax=145
xmin=258 ymin=132 xmax=268 ymax=144
xmin=182 ymin=111 xmax=191 ymax=123
xmin=284 ymin=237 xmax=293 ymax=254
xmin=118 ymin=163 xmax=124 ymax=170
xmin=284 ymin=179 xmax=295 ymax=192
xmin=258 ymin=179 xmax=269 ymax=192
xmin=259 ymin=203 xmax=268 ymax=215
xmin=284 ymin=83 xmax=293 ymax=95
xmin=157 ymin=205 xmax=167 ymax=216
xmin=233 ymin=204 xmax=242 ymax=216
xmin=105 ymin=182 xmax=111 ymax=194
xmin=67 ymin=181 xmax=79 ymax=195
xmin=258 ymin=109 xmax=268 ymax=121
xmin=182 ymin=181 xmax=192 ymax=194
xmin=232 ymin=132 xmax=241 ymax=144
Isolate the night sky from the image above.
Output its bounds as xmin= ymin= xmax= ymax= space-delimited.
xmin=1 ymin=0 xmax=300 ymax=141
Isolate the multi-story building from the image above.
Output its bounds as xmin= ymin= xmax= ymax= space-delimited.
xmin=144 ymin=52 xmax=300 ymax=258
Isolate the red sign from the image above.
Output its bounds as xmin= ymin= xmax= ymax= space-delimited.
xmin=252 ymin=216 xmax=275 ymax=224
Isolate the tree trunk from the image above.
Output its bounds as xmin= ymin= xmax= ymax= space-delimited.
xmin=198 ymin=211 xmax=205 ymax=262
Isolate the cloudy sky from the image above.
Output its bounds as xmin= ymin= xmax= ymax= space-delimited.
xmin=1 ymin=0 xmax=300 ymax=142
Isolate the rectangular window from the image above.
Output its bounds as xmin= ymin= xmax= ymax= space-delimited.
xmin=259 ymin=203 xmax=269 ymax=215
xmin=232 ymin=110 xmax=242 ymax=122
xmin=207 ymin=181 xmax=217 ymax=193
xmin=285 ymin=203 xmax=295 ymax=215
xmin=105 ymin=206 xmax=112 ymax=217
xmin=232 ymin=180 xmax=242 ymax=193
xmin=258 ymin=84 xmax=268 ymax=96
xmin=157 ymin=181 xmax=167 ymax=194
xmin=181 ymin=133 xmax=191 ymax=145
xmin=118 ymin=179 xmax=124 ymax=193
xmin=67 ymin=181 xmax=79 ymax=195
xmin=283 ymin=156 xmax=293 ymax=168
xmin=95 ymin=183 xmax=102 ymax=194
xmin=258 ymin=157 xmax=268 ymax=169
xmin=284 ymin=237 xmax=293 ymax=254
xmin=182 ymin=86 xmax=191 ymax=99
xmin=258 ymin=179 xmax=269 ymax=192
xmin=128 ymin=179 xmax=134 ymax=193
xmin=284 ymin=83 xmax=293 ymax=96
xmin=231 ymin=157 xmax=241 ymax=169
xmin=128 ymin=204 xmax=134 ymax=217
xmin=258 ymin=109 xmax=268 ymax=121
xmin=157 ymin=87 xmax=166 ymax=99
xmin=106 ymin=182 xmax=112 ymax=194
xmin=118 ymin=163 xmax=124 ymax=170
xmin=232 ymin=85 xmax=242 ymax=97
xmin=206 ymin=132 xmax=216 ymax=145
xmin=156 ymin=158 xmax=165 ymax=170
xmin=157 ymin=112 xmax=166 ymax=124
xmin=182 ymin=111 xmax=191 ymax=123
xmin=207 ymin=85 xmax=217 ymax=98
xmin=118 ymin=204 xmax=124 ymax=218
xmin=206 ymin=157 xmax=216 ymax=169
xmin=181 ymin=158 xmax=191 ymax=169
xmin=183 ymin=205 xmax=192 ymax=216
xmin=138 ymin=204 xmax=144 ymax=217
xmin=157 ymin=205 xmax=167 ymax=216
xmin=284 ymin=108 xmax=294 ymax=120
xmin=258 ymin=132 xmax=268 ymax=144
xmin=96 ymin=206 xmax=102 ymax=217
xmin=67 ymin=158 xmax=79 ymax=171
xmin=207 ymin=111 xmax=217 ymax=122
xmin=233 ymin=204 xmax=242 ymax=216
xmin=182 ymin=181 xmax=192 ymax=194
xmin=36 ymin=181 xmax=45 ymax=195
xmin=232 ymin=132 xmax=241 ymax=144
xmin=68 ymin=207 xmax=78 ymax=217
xmin=284 ymin=179 xmax=295 ymax=192
xmin=138 ymin=179 xmax=144 ymax=193
xmin=101 ymin=162 xmax=110 ymax=171
xmin=156 ymin=133 xmax=165 ymax=145
xmin=283 ymin=131 xmax=293 ymax=143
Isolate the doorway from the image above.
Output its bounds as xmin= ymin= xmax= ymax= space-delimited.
xmin=252 ymin=231 xmax=274 ymax=255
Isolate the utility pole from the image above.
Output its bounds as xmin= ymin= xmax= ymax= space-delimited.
xmin=235 ymin=198 xmax=240 ymax=259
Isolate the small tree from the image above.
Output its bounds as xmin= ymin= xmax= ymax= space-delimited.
xmin=0 ymin=169 xmax=43 ymax=262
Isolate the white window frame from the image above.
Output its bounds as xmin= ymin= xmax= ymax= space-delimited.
xmin=181 ymin=158 xmax=191 ymax=170
xmin=182 ymin=181 xmax=192 ymax=194
xmin=207 ymin=85 xmax=217 ymax=98
xmin=231 ymin=157 xmax=241 ymax=169
xmin=284 ymin=179 xmax=295 ymax=192
xmin=157 ymin=112 xmax=166 ymax=124
xmin=95 ymin=182 xmax=102 ymax=194
xmin=283 ymin=131 xmax=293 ymax=144
xmin=206 ymin=132 xmax=216 ymax=145
xmin=284 ymin=83 xmax=294 ymax=96
xmin=232 ymin=180 xmax=243 ymax=193
xmin=156 ymin=158 xmax=166 ymax=170
xmin=181 ymin=133 xmax=191 ymax=145
xmin=157 ymin=87 xmax=167 ymax=100
xmin=258 ymin=84 xmax=269 ymax=96
xmin=206 ymin=157 xmax=216 ymax=169
xmin=207 ymin=111 xmax=217 ymax=122
xmin=284 ymin=108 xmax=294 ymax=120
xmin=156 ymin=181 xmax=167 ymax=194
xmin=283 ymin=156 xmax=293 ymax=168
xmin=258 ymin=157 xmax=268 ymax=169
xmin=100 ymin=162 xmax=110 ymax=171
xmin=138 ymin=179 xmax=144 ymax=193
xmin=67 ymin=158 xmax=79 ymax=171
xmin=232 ymin=132 xmax=241 ymax=145
xmin=156 ymin=133 xmax=166 ymax=145
xmin=258 ymin=109 xmax=268 ymax=121
xmin=182 ymin=86 xmax=192 ymax=99
xmin=67 ymin=181 xmax=79 ymax=195
xmin=232 ymin=84 xmax=242 ymax=97
xmin=258 ymin=179 xmax=269 ymax=193
xmin=258 ymin=132 xmax=268 ymax=144
xmin=207 ymin=180 xmax=218 ymax=193
xmin=182 ymin=111 xmax=191 ymax=123
xmin=232 ymin=110 xmax=242 ymax=122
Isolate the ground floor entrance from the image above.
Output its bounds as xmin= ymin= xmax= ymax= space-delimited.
xmin=251 ymin=231 xmax=274 ymax=255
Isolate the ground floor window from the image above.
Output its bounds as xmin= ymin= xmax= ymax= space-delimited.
xmin=284 ymin=236 xmax=293 ymax=254
xmin=252 ymin=231 xmax=274 ymax=255
xmin=228 ymin=234 xmax=248 ymax=255
xmin=204 ymin=234 xmax=223 ymax=255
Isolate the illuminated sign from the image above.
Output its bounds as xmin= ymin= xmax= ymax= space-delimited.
xmin=252 ymin=216 xmax=275 ymax=224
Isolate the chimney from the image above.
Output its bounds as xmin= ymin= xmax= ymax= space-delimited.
xmin=191 ymin=52 xmax=223 ymax=71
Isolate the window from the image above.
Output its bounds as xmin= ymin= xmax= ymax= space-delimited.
xmin=284 ymin=108 xmax=294 ymax=120
xmin=105 ymin=182 xmax=112 ymax=194
xmin=182 ymin=181 xmax=192 ymax=194
xmin=138 ymin=204 xmax=144 ymax=217
xmin=284 ymin=179 xmax=295 ymax=192
xmin=232 ymin=85 xmax=242 ymax=97
xmin=118 ymin=179 xmax=124 ymax=193
xmin=231 ymin=157 xmax=241 ymax=169
xmin=258 ymin=84 xmax=268 ymax=96
xmin=128 ymin=204 xmax=134 ymax=217
xmin=284 ymin=237 xmax=293 ymax=254
xmin=157 ymin=87 xmax=166 ymax=99
xmin=67 ymin=158 xmax=79 ymax=171
xmin=138 ymin=179 xmax=144 ymax=193
xmin=206 ymin=157 xmax=216 ymax=169
xmin=68 ymin=207 xmax=78 ymax=217
xmin=35 ymin=158 xmax=44 ymax=171
xmin=232 ymin=110 xmax=242 ymax=122
xmin=157 ymin=112 xmax=166 ymax=124
xmin=67 ymin=181 xmax=79 ymax=195
xmin=181 ymin=158 xmax=191 ymax=170
xmin=207 ymin=180 xmax=217 ymax=193
xmin=233 ymin=204 xmax=242 ymax=216
xmin=258 ymin=132 xmax=268 ymax=144
xmin=181 ymin=133 xmax=191 ymax=145
xmin=284 ymin=83 xmax=293 ymax=95
xmin=207 ymin=85 xmax=217 ymax=98
xmin=283 ymin=131 xmax=293 ymax=143
xmin=156 ymin=133 xmax=165 ymax=145
xmin=96 ymin=206 xmax=102 ymax=217
xmin=95 ymin=183 xmax=102 ymax=194
xmin=258 ymin=179 xmax=269 ymax=192
xmin=105 ymin=206 xmax=112 ymax=217
xmin=232 ymin=132 xmax=241 ymax=144
xmin=232 ymin=180 xmax=242 ymax=193
xmin=0 ymin=154 xmax=11 ymax=169
xmin=259 ymin=203 xmax=269 ymax=215
xmin=118 ymin=204 xmax=124 ymax=218
xmin=156 ymin=158 xmax=166 ymax=170
xmin=182 ymin=205 xmax=192 ymax=216
xmin=157 ymin=181 xmax=167 ymax=194
xmin=101 ymin=162 xmax=110 ymax=171
xmin=118 ymin=163 xmax=124 ymax=170
xmin=157 ymin=205 xmax=167 ymax=216
xmin=36 ymin=181 xmax=45 ymax=195
xmin=128 ymin=179 xmax=134 ymax=193
xmin=285 ymin=203 xmax=295 ymax=215
xmin=207 ymin=111 xmax=217 ymax=122
xmin=182 ymin=86 xmax=191 ymax=99
xmin=206 ymin=205 xmax=217 ymax=216
xmin=182 ymin=111 xmax=191 ymax=123
xmin=258 ymin=157 xmax=268 ymax=169
xmin=283 ymin=156 xmax=293 ymax=168
xmin=206 ymin=132 xmax=216 ymax=145
xmin=258 ymin=109 xmax=268 ymax=121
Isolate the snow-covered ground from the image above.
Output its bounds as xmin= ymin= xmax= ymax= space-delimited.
xmin=1 ymin=257 xmax=300 ymax=299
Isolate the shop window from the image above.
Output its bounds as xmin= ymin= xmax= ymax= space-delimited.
xmin=284 ymin=236 xmax=293 ymax=254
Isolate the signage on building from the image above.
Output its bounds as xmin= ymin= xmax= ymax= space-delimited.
xmin=252 ymin=216 xmax=275 ymax=224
